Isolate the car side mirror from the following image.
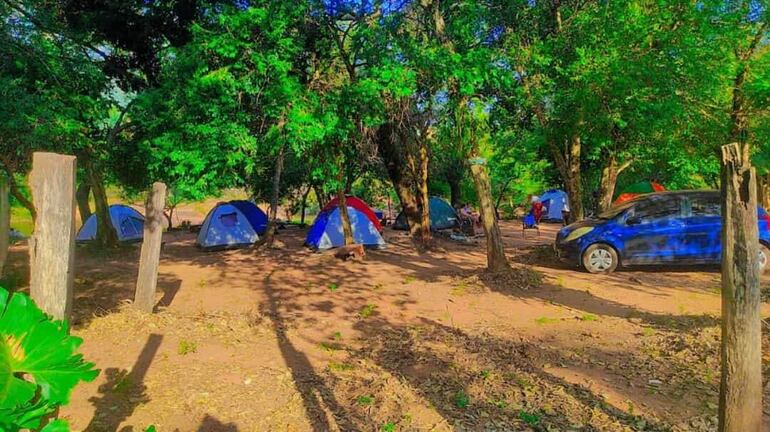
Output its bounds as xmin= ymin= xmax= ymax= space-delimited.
xmin=627 ymin=216 xmax=642 ymax=225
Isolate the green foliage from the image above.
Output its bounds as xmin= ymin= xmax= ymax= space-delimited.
xmin=0 ymin=287 xmax=98 ymax=432
xmin=381 ymin=422 xmax=396 ymax=432
xmin=355 ymin=395 xmax=374 ymax=406
xmin=454 ymin=389 xmax=470 ymax=409
xmin=358 ymin=304 xmax=377 ymax=319
xmin=518 ymin=410 xmax=541 ymax=426
xmin=177 ymin=340 xmax=198 ymax=355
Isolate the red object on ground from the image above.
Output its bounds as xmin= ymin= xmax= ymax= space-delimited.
xmin=323 ymin=196 xmax=383 ymax=232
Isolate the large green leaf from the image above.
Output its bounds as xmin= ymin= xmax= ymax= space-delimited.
xmin=0 ymin=287 xmax=98 ymax=427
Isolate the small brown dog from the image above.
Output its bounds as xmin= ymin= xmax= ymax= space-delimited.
xmin=334 ymin=244 xmax=366 ymax=261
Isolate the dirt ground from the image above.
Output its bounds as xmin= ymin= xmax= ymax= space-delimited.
xmin=4 ymin=213 xmax=770 ymax=432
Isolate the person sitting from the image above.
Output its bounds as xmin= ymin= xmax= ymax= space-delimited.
xmin=459 ymin=203 xmax=481 ymax=235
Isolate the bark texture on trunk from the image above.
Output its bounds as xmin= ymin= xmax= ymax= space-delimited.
xmin=0 ymin=174 xmax=9 ymax=277
xmin=417 ymin=142 xmax=432 ymax=244
xmin=300 ymin=186 xmax=311 ymax=226
xmin=378 ymin=123 xmax=422 ymax=236
xmin=564 ymin=134 xmax=584 ymax=222
xmin=84 ymin=156 xmax=119 ymax=248
xmin=0 ymin=162 xmax=36 ymax=222
xmin=597 ymin=153 xmax=633 ymax=213
xmin=718 ymin=143 xmax=762 ymax=432
xmin=28 ymin=152 xmax=77 ymax=321
xmin=134 ymin=182 xmax=167 ymax=313
xmin=264 ymin=145 xmax=285 ymax=247
xmin=313 ymin=185 xmax=328 ymax=209
xmin=337 ymin=189 xmax=354 ymax=245
xmin=469 ymin=159 xmax=509 ymax=272
xmin=76 ymin=182 xmax=92 ymax=225
xmin=448 ymin=173 xmax=462 ymax=209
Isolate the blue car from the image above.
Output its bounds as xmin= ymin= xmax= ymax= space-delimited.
xmin=555 ymin=191 xmax=770 ymax=274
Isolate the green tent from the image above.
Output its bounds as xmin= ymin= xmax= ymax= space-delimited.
xmin=393 ymin=196 xmax=458 ymax=231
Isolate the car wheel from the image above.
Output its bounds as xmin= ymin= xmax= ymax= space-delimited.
xmin=582 ymin=244 xmax=619 ymax=274
xmin=760 ymin=244 xmax=769 ymax=274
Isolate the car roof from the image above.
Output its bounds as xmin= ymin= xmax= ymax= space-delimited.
xmin=629 ymin=190 xmax=718 ymax=201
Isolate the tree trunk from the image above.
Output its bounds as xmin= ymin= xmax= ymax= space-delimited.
xmin=564 ymin=134 xmax=584 ymax=222
xmin=469 ymin=158 xmax=509 ymax=272
xmin=83 ymin=155 xmax=119 ymax=248
xmin=337 ymin=189 xmax=354 ymax=245
xmin=134 ymin=182 xmax=167 ymax=313
xmin=313 ymin=184 xmax=328 ymax=209
xmin=75 ymin=182 xmax=92 ymax=225
xmin=28 ymin=152 xmax=77 ymax=321
xmin=0 ymin=174 xmax=9 ymax=277
xmin=264 ymin=145 xmax=285 ymax=247
xmin=378 ymin=123 xmax=422 ymax=236
xmin=448 ymin=173 xmax=462 ymax=209
xmin=0 ymin=163 xmax=36 ymax=222
xmin=417 ymin=141 xmax=432 ymax=244
xmin=300 ymin=186 xmax=311 ymax=226
xmin=718 ymin=143 xmax=762 ymax=432
xmin=164 ymin=205 xmax=176 ymax=230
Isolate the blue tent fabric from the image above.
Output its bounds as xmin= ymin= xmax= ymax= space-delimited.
xmin=306 ymin=206 xmax=386 ymax=250
xmin=393 ymin=196 xmax=458 ymax=231
xmin=197 ymin=202 xmax=259 ymax=250
xmin=77 ymin=204 xmax=145 ymax=242
xmin=229 ymin=200 xmax=269 ymax=235
xmin=539 ymin=189 xmax=569 ymax=221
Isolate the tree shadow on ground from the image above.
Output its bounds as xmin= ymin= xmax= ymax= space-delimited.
xmin=84 ymin=334 xmax=163 ymax=432
xmin=196 ymin=415 xmax=238 ymax=432
xmin=260 ymin=270 xmax=356 ymax=431
xmin=350 ymin=316 xmax=673 ymax=431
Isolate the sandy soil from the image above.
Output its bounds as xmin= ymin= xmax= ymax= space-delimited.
xmin=4 ymin=220 xmax=770 ymax=432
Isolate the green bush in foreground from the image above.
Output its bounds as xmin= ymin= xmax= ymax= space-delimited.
xmin=0 ymin=287 xmax=99 ymax=431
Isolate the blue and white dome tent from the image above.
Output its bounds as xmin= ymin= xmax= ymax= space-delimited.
xmin=77 ymin=204 xmax=145 ymax=243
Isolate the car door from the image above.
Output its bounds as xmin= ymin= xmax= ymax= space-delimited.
xmin=620 ymin=196 xmax=685 ymax=264
xmin=682 ymin=194 xmax=721 ymax=262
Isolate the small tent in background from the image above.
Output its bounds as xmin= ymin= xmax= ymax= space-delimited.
xmin=306 ymin=198 xmax=386 ymax=250
xmin=323 ymin=196 xmax=383 ymax=232
xmin=538 ymin=189 xmax=569 ymax=221
xmin=393 ymin=196 xmax=458 ymax=231
xmin=77 ymin=204 xmax=145 ymax=242
xmin=197 ymin=201 xmax=262 ymax=250
xmin=614 ymin=181 xmax=666 ymax=205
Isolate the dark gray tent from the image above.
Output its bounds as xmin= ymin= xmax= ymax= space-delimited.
xmin=393 ymin=196 xmax=458 ymax=231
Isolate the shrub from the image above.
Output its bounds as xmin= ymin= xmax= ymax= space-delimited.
xmin=0 ymin=287 xmax=99 ymax=431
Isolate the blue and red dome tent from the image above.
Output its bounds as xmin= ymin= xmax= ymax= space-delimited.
xmin=197 ymin=200 xmax=268 ymax=250
xmin=306 ymin=197 xmax=386 ymax=250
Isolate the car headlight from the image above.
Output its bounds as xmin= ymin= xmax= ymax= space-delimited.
xmin=564 ymin=227 xmax=594 ymax=242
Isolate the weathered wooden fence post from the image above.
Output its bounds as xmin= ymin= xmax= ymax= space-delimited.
xmin=29 ymin=152 xmax=77 ymax=321
xmin=134 ymin=182 xmax=167 ymax=312
xmin=0 ymin=173 xmax=9 ymax=277
xmin=719 ymin=142 xmax=762 ymax=432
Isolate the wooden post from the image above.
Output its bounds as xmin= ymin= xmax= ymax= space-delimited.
xmin=719 ymin=143 xmax=762 ymax=432
xmin=0 ymin=173 xmax=9 ymax=277
xmin=29 ymin=152 xmax=77 ymax=321
xmin=134 ymin=182 xmax=167 ymax=313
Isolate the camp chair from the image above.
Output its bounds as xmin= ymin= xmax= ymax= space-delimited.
xmin=522 ymin=214 xmax=540 ymax=238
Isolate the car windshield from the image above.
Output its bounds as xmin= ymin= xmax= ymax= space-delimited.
xmin=597 ymin=200 xmax=637 ymax=219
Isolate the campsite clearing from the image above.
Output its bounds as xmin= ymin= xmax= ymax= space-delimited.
xmin=4 ymin=216 xmax=768 ymax=431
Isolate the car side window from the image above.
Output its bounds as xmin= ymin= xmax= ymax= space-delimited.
xmin=689 ymin=196 xmax=721 ymax=217
xmin=629 ymin=199 xmax=681 ymax=223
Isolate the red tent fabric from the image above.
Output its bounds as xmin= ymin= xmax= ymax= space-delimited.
xmin=323 ymin=196 xmax=383 ymax=232
xmin=613 ymin=181 xmax=666 ymax=205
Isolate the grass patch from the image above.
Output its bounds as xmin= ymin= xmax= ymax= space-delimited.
xmin=381 ymin=423 xmax=396 ymax=432
xmin=641 ymin=327 xmax=655 ymax=337
xmin=10 ymin=206 xmax=34 ymax=236
xmin=518 ymin=411 xmax=540 ymax=426
xmin=534 ymin=316 xmax=559 ymax=325
xmin=318 ymin=342 xmax=341 ymax=352
xmin=579 ymin=313 xmax=598 ymax=322
xmin=327 ymin=282 xmax=339 ymax=292
xmin=332 ymin=331 xmax=342 ymax=341
xmin=454 ymin=390 xmax=470 ymax=409
xmin=359 ymin=304 xmax=377 ymax=319
xmin=355 ymin=395 xmax=374 ymax=406
xmin=328 ymin=362 xmax=354 ymax=372
xmin=403 ymin=275 xmax=416 ymax=284
xmin=177 ymin=340 xmax=197 ymax=355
